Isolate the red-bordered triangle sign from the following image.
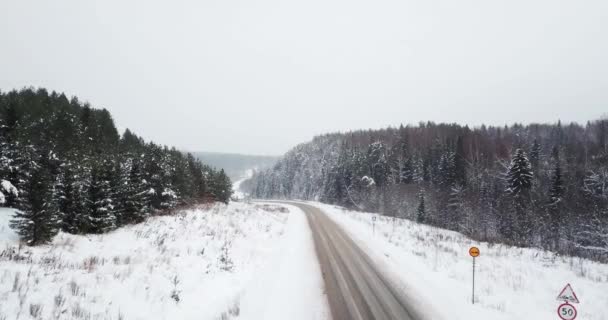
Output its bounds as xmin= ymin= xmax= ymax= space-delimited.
xmin=556 ymin=284 xmax=580 ymax=304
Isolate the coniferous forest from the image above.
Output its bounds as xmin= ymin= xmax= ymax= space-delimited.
xmin=0 ymin=88 xmax=232 ymax=245
xmin=246 ymin=120 xmax=608 ymax=261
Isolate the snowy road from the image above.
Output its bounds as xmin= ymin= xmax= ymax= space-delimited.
xmin=287 ymin=202 xmax=424 ymax=320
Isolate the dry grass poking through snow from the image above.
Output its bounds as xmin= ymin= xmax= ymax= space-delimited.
xmin=0 ymin=203 xmax=290 ymax=320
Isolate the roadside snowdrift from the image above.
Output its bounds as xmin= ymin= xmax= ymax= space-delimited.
xmin=311 ymin=202 xmax=608 ymax=320
xmin=0 ymin=203 xmax=328 ymax=320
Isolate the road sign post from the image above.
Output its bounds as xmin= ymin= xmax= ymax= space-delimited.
xmin=372 ymin=215 xmax=377 ymax=236
xmin=469 ymin=246 xmax=480 ymax=304
xmin=556 ymin=284 xmax=579 ymax=320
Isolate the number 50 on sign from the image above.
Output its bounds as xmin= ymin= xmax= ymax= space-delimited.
xmin=557 ymin=303 xmax=577 ymax=320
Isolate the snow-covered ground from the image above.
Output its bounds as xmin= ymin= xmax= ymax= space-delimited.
xmin=0 ymin=203 xmax=328 ymax=320
xmin=308 ymin=202 xmax=608 ymax=320
xmin=0 ymin=208 xmax=19 ymax=244
xmin=5 ymin=198 xmax=604 ymax=320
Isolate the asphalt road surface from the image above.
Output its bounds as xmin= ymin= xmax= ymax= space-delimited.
xmin=285 ymin=202 xmax=424 ymax=320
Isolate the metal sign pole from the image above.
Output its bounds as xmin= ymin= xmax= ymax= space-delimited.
xmin=468 ymin=246 xmax=480 ymax=305
xmin=372 ymin=216 xmax=376 ymax=236
xmin=472 ymin=256 xmax=476 ymax=304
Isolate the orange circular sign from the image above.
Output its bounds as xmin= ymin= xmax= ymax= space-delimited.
xmin=469 ymin=246 xmax=480 ymax=257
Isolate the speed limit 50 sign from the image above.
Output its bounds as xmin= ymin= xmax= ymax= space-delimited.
xmin=557 ymin=302 xmax=577 ymax=320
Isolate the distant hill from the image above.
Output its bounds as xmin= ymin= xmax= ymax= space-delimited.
xmin=193 ymin=152 xmax=279 ymax=181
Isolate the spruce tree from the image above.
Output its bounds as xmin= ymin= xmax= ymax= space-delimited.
xmin=74 ymin=164 xmax=94 ymax=233
xmin=87 ymin=161 xmax=116 ymax=233
xmin=529 ymin=139 xmax=541 ymax=171
xmin=117 ymin=157 xmax=150 ymax=224
xmin=53 ymin=164 xmax=71 ymax=231
xmin=0 ymin=121 xmax=19 ymax=206
xmin=438 ymin=151 xmax=456 ymax=189
xmin=159 ymin=185 xmax=178 ymax=210
xmin=505 ymin=148 xmax=533 ymax=244
xmin=144 ymin=143 xmax=168 ymax=210
xmin=546 ymin=150 xmax=564 ymax=250
xmin=214 ymin=169 xmax=233 ymax=204
xmin=0 ymin=117 xmax=8 ymax=190
xmin=506 ymin=149 xmax=533 ymax=196
xmin=368 ymin=141 xmax=388 ymax=187
xmin=55 ymin=162 xmax=89 ymax=233
xmin=416 ymin=191 xmax=426 ymax=224
xmin=412 ymin=157 xmax=424 ymax=184
xmin=10 ymin=155 xmax=60 ymax=245
xmin=80 ymin=104 xmax=97 ymax=155
xmin=187 ymin=154 xmax=206 ymax=198
xmin=400 ymin=157 xmax=414 ymax=184
xmin=1 ymin=104 xmax=23 ymax=207
xmin=158 ymin=149 xmax=179 ymax=210
xmin=447 ymin=185 xmax=464 ymax=230
xmin=454 ymin=135 xmax=467 ymax=186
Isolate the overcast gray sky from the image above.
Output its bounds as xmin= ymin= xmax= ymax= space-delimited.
xmin=1 ymin=0 xmax=607 ymax=155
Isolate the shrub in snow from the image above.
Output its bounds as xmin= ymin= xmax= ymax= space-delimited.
xmin=361 ymin=176 xmax=375 ymax=187
xmin=219 ymin=240 xmax=234 ymax=272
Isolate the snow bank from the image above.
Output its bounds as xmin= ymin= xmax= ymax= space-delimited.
xmin=239 ymin=203 xmax=329 ymax=320
xmin=0 ymin=202 xmax=328 ymax=320
xmin=310 ymin=202 xmax=608 ymax=320
xmin=0 ymin=208 xmax=19 ymax=244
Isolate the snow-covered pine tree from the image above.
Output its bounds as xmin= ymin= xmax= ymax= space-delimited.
xmin=143 ymin=143 xmax=172 ymax=210
xmin=10 ymin=153 xmax=60 ymax=245
xmin=0 ymin=116 xmax=8 ymax=205
xmin=545 ymin=147 xmax=564 ymax=250
xmin=580 ymin=169 xmax=608 ymax=258
xmin=54 ymin=161 xmax=90 ymax=233
xmin=412 ymin=156 xmax=424 ymax=184
xmin=74 ymin=164 xmax=93 ymax=233
xmin=214 ymin=169 xmax=233 ymax=204
xmin=117 ymin=156 xmax=151 ymax=224
xmin=438 ymin=151 xmax=456 ymax=189
xmin=447 ymin=184 xmax=464 ymax=231
xmin=454 ymin=135 xmax=467 ymax=186
xmin=159 ymin=150 xmax=179 ymax=210
xmin=87 ymin=160 xmax=116 ymax=233
xmin=505 ymin=148 xmax=534 ymax=244
xmin=416 ymin=190 xmax=426 ymax=224
xmin=506 ymin=148 xmax=533 ymax=196
xmin=168 ymin=149 xmax=192 ymax=201
xmin=399 ymin=157 xmax=414 ymax=184
xmin=1 ymin=104 xmax=25 ymax=207
xmin=368 ymin=141 xmax=389 ymax=188
xmin=187 ymin=154 xmax=207 ymax=198
xmin=529 ymin=139 xmax=541 ymax=172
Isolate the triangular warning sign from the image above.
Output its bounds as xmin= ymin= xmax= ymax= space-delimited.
xmin=556 ymin=284 xmax=580 ymax=304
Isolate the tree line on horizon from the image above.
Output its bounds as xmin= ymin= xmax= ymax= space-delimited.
xmin=0 ymin=88 xmax=232 ymax=245
xmin=246 ymin=119 xmax=608 ymax=261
